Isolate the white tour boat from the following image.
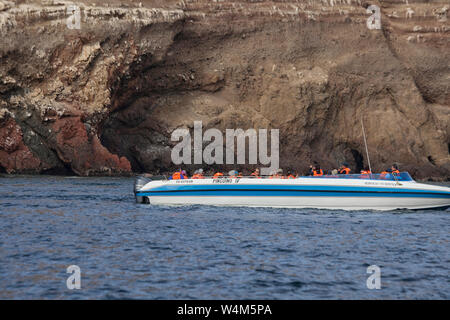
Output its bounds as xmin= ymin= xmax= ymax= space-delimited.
xmin=134 ymin=172 xmax=450 ymax=211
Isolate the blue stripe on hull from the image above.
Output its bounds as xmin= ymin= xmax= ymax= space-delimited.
xmin=145 ymin=184 xmax=450 ymax=195
xmin=136 ymin=189 xmax=450 ymax=198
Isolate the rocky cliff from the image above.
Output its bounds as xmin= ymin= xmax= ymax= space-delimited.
xmin=0 ymin=0 xmax=449 ymax=179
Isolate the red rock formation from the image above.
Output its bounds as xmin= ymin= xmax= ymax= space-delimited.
xmin=0 ymin=111 xmax=43 ymax=173
xmin=52 ymin=116 xmax=131 ymax=175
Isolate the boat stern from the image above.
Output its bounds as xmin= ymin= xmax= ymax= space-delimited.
xmin=134 ymin=175 xmax=152 ymax=203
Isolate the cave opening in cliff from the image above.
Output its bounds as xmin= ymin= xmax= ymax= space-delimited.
xmin=41 ymin=165 xmax=76 ymax=176
xmin=350 ymin=149 xmax=364 ymax=173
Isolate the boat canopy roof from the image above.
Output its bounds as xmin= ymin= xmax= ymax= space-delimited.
xmin=301 ymin=172 xmax=414 ymax=181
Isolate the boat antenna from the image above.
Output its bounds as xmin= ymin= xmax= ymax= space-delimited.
xmin=361 ymin=116 xmax=373 ymax=176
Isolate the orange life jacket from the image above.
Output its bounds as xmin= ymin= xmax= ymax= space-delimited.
xmin=313 ymin=169 xmax=323 ymax=176
xmin=192 ymin=174 xmax=204 ymax=179
xmin=360 ymin=170 xmax=371 ymax=179
xmin=392 ymin=169 xmax=400 ymax=174
xmin=379 ymin=171 xmax=388 ymax=179
xmin=213 ymin=172 xmax=224 ymax=179
xmin=171 ymin=172 xmax=183 ymax=180
xmin=286 ymin=174 xmax=296 ymax=179
xmin=339 ymin=167 xmax=350 ymax=174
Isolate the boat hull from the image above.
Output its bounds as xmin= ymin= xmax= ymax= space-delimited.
xmin=135 ymin=177 xmax=450 ymax=211
xmin=143 ymin=195 xmax=450 ymax=210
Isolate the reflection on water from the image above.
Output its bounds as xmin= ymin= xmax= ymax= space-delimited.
xmin=0 ymin=176 xmax=449 ymax=299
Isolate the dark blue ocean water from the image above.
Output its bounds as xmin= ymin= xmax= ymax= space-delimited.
xmin=0 ymin=176 xmax=449 ymax=299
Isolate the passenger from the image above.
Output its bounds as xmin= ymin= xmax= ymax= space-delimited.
xmin=237 ymin=172 xmax=243 ymax=178
xmin=250 ymin=168 xmax=261 ymax=178
xmin=380 ymin=169 xmax=392 ymax=179
xmin=338 ymin=163 xmax=351 ymax=175
xmin=213 ymin=172 xmax=224 ymax=179
xmin=308 ymin=162 xmax=319 ymax=176
xmin=312 ymin=164 xmax=324 ymax=176
xmin=270 ymin=169 xmax=283 ymax=179
xmin=360 ymin=167 xmax=371 ymax=178
xmin=228 ymin=170 xmax=238 ymax=178
xmin=269 ymin=169 xmax=277 ymax=179
xmin=391 ymin=164 xmax=400 ymax=175
xmin=170 ymin=169 xmax=187 ymax=180
xmin=286 ymin=170 xmax=296 ymax=179
xmin=191 ymin=169 xmax=204 ymax=179
xmin=277 ymin=168 xmax=283 ymax=178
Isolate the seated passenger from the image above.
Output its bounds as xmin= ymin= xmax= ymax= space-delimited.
xmin=191 ymin=169 xmax=204 ymax=179
xmin=228 ymin=170 xmax=238 ymax=178
xmin=312 ymin=164 xmax=324 ymax=176
xmin=170 ymin=169 xmax=187 ymax=180
xmin=277 ymin=168 xmax=284 ymax=178
xmin=380 ymin=169 xmax=392 ymax=179
xmin=338 ymin=163 xmax=351 ymax=174
xmin=237 ymin=172 xmax=243 ymax=178
xmin=269 ymin=169 xmax=277 ymax=179
xmin=213 ymin=172 xmax=224 ymax=179
xmin=286 ymin=170 xmax=296 ymax=179
xmin=250 ymin=168 xmax=261 ymax=178
xmin=391 ymin=164 xmax=400 ymax=175
xmin=270 ymin=169 xmax=283 ymax=179
xmin=360 ymin=167 xmax=371 ymax=178
xmin=308 ymin=162 xmax=319 ymax=176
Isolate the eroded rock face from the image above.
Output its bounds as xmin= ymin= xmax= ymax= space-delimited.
xmin=0 ymin=0 xmax=449 ymax=179
xmin=0 ymin=108 xmax=44 ymax=173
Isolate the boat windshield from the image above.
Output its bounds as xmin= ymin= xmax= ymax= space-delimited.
xmin=301 ymin=172 xmax=414 ymax=181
